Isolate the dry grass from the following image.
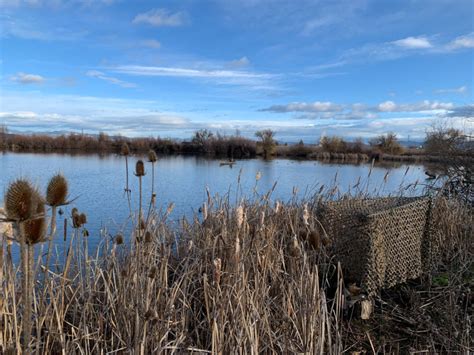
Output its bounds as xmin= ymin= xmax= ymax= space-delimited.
xmin=0 ymin=174 xmax=472 ymax=354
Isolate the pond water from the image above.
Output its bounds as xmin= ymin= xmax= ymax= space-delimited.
xmin=1 ymin=152 xmax=429 ymax=259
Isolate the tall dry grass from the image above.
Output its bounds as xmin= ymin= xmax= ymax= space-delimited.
xmin=0 ymin=161 xmax=471 ymax=353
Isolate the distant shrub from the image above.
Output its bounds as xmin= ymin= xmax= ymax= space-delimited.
xmin=369 ymin=132 xmax=404 ymax=155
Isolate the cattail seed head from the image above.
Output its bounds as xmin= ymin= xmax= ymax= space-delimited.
xmin=139 ymin=218 xmax=146 ymax=230
xmin=202 ymin=203 xmax=208 ymax=220
xmin=115 ymin=234 xmax=124 ymax=245
xmin=235 ymin=205 xmax=244 ymax=229
xmin=135 ymin=160 xmax=145 ymax=176
xmin=46 ymin=174 xmax=68 ymax=207
xmin=148 ymin=150 xmax=158 ymax=163
xmin=121 ymin=142 xmax=130 ymax=156
xmin=22 ymin=192 xmax=46 ymax=244
xmin=5 ymin=179 xmax=38 ymax=221
xmin=259 ymin=210 xmax=265 ymax=227
xmin=213 ymin=258 xmax=222 ymax=285
xmin=274 ymin=201 xmax=281 ymax=214
xmin=302 ymin=204 xmax=310 ymax=226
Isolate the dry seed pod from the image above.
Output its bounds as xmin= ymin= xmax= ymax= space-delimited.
xmin=144 ymin=231 xmax=152 ymax=243
xmin=235 ymin=205 xmax=244 ymax=229
xmin=148 ymin=150 xmax=158 ymax=163
xmin=115 ymin=234 xmax=124 ymax=245
xmin=321 ymin=234 xmax=331 ymax=247
xmin=307 ymin=229 xmax=321 ymax=251
xmin=302 ymin=204 xmax=310 ymax=226
xmin=5 ymin=179 xmax=38 ymax=221
xmin=147 ymin=266 xmax=157 ymax=279
xmin=135 ymin=160 xmax=145 ymax=176
xmin=274 ymin=200 xmax=281 ymax=214
xmin=22 ymin=193 xmax=46 ymax=244
xmin=72 ymin=209 xmax=81 ymax=228
xmin=144 ymin=308 xmax=157 ymax=321
xmin=46 ymin=174 xmax=68 ymax=207
xmin=79 ymin=213 xmax=87 ymax=225
xmin=139 ymin=218 xmax=146 ymax=230
xmin=121 ymin=142 xmax=130 ymax=156
xmin=213 ymin=258 xmax=222 ymax=285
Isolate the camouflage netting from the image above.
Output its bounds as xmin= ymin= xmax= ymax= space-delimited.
xmin=318 ymin=197 xmax=443 ymax=296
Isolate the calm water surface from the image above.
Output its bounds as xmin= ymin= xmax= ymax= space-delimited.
xmin=1 ymin=152 xmax=428 ymax=256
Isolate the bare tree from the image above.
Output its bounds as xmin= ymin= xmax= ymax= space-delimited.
xmin=255 ymin=129 xmax=276 ymax=158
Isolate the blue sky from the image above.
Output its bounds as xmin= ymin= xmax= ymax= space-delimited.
xmin=0 ymin=0 xmax=473 ymax=142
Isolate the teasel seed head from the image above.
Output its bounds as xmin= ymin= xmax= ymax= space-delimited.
xmin=21 ymin=192 xmax=47 ymax=245
xmin=135 ymin=160 xmax=145 ymax=176
xmin=121 ymin=142 xmax=130 ymax=156
xmin=148 ymin=150 xmax=158 ymax=163
xmin=115 ymin=234 xmax=124 ymax=245
xmin=79 ymin=213 xmax=87 ymax=225
xmin=46 ymin=174 xmax=68 ymax=207
xmin=72 ymin=209 xmax=81 ymax=228
xmin=5 ymin=179 xmax=38 ymax=221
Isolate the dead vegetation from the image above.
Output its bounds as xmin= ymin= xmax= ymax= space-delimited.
xmin=0 ymin=156 xmax=472 ymax=354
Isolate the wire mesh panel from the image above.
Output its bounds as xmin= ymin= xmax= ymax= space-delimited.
xmin=318 ymin=197 xmax=439 ymax=295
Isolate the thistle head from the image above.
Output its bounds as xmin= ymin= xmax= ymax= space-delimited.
xmin=121 ymin=142 xmax=130 ymax=156
xmin=5 ymin=179 xmax=38 ymax=221
xmin=46 ymin=174 xmax=68 ymax=207
xmin=148 ymin=150 xmax=158 ymax=163
xmin=135 ymin=160 xmax=145 ymax=176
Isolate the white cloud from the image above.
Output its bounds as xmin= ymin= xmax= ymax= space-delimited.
xmin=111 ymin=65 xmax=276 ymax=88
xmin=377 ymin=100 xmax=453 ymax=112
xmin=10 ymin=72 xmax=44 ymax=84
xmin=139 ymin=39 xmax=161 ymax=49
xmin=228 ymin=56 xmax=250 ymax=68
xmin=86 ymin=70 xmax=137 ymax=88
xmin=260 ymin=101 xmax=342 ymax=113
xmin=132 ymin=8 xmax=186 ymax=27
xmin=448 ymin=32 xmax=474 ymax=49
xmin=378 ymin=101 xmax=397 ymax=112
xmin=392 ymin=36 xmax=432 ymax=49
xmin=435 ymin=85 xmax=468 ymax=95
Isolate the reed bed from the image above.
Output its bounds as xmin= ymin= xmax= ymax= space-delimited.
xmin=0 ymin=161 xmax=472 ymax=354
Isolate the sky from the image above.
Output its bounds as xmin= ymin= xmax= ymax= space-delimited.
xmin=0 ymin=0 xmax=473 ymax=142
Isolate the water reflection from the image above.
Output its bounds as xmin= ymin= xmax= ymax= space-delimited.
xmin=1 ymin=152 xmax=430 ymax=259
